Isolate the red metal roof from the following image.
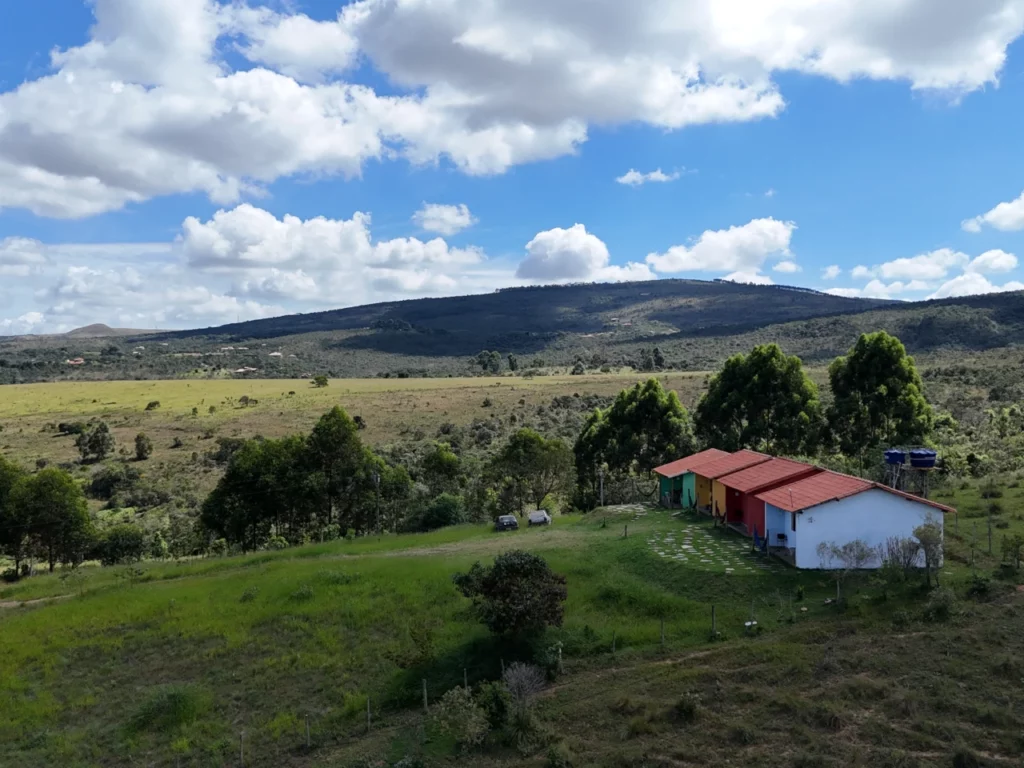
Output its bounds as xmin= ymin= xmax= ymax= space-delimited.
xmin=718 ymin=458 xmax=821 ymax=494
xmin=756 ymin=471 xmax=870 ymax=512
xmin=690 ymin=449 xmax=771 ymax=480
xmin=653 ymin=448 xmax=731 ymax=478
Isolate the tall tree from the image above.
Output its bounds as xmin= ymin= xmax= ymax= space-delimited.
xmin=695 ymin=343 xmax=823 ymax=454
xmin=420 ymin=442 xmax=463 ymax=496
xmin=76 ymin=421 xmax=115 ymax=462
xmin=492 ymin=429 xmax=573 ymax=510
xmin=574 ymin=378 xmax=695 ymax=503
xmin=827 ymin=331 xmax=933 ymax=457
xmin=201 ymin=435 xmax=309 ymax=550
xmin=11 ymin=468 xmax=94 ymax=572
xmin=306 ymin=407 xmax=373 ymax=527
xmin=0 ymin=456 xmax=29 ymax=572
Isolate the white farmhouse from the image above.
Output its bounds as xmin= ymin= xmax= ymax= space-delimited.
xmin=755 ymin=471 xmax=951 ymax=570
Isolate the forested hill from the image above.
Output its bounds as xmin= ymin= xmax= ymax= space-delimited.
xmin=3 ymin=278 xmax=1024 ymax=383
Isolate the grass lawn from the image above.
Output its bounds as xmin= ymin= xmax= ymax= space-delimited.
xmin=4 ymin=502 xmax=1018 ymax=767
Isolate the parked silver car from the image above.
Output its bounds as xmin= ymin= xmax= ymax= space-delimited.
xmin=527 ymin=510 xmax=552 ymax=526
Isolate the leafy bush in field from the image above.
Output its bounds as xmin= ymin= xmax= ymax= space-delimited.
xmin=98 ymin=523 xmax=146 ymax=566
xmin=476 ymin=681 xmax=513 ymax=730
xmin=58 ymin=422 xmax=87 ymax=436
xmin=671 ymin=693 xmax=703 ymax=724
xmin=922 ymin=587 xmax=957 ymax=622
xmin=454 ymin=551 xmax=567 ymax=638
xmin=267 ymin=535 xmax=288 ymax=550
xmin=289 ymin=584 xmax=314 ymax=602
xmin=88 ymin=464 xmax=141 ymax=500
xmin=240 ymin=586 xmax=258 ymax=603
xmin=134 ymin=432 xmax=153 ymax=461
xmin=144 ymin=401 xmax=161 ymax=411
xmin=429 ymin=687 xmax=488 ymax=750
xmin=76 ymin=422 xmax=115 ymax=462
xmin=128 ymin=685 xmax=209 ymax=733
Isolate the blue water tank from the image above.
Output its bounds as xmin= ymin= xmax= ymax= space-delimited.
xmin=884 ymin=450 xmax=907 ymax=466
xmin=909 ymin=449 xmax=937 ymax=469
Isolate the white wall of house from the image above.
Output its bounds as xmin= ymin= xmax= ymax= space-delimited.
xmin=764 ymin=503 xmax=794 ymax=549
xmin=790 ymin=488 xmax=942 ymax=570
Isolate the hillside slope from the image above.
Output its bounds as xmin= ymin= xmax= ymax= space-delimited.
xmin=2 ymin=278 xmax=1023 ymax=383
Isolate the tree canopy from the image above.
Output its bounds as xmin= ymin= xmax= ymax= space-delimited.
xmin=695 ymin=343 xmax=822 ymax=454
xmin=574 ymin=378 xmax=695 ymax=504
xmin=76 ymin=421 xmax=115 ymax=462
xmin=9 ymin=468 xmax=94 ymax=572
xmin=0 ymin=456 xmax=29 ymax=572
xmin=827 ymin=331 xmax=934 ymax=456
xmin=491 ymin=428 xmax=573 ymax=510
xmin=453 ymin=550 xmax=567 ymax=637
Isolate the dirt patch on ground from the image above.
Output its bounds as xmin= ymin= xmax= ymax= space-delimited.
xmin=0 ymin=594 xmax=70 ymax=609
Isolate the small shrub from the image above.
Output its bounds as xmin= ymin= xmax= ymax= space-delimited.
xmin=35 ymin=458 xmax=48 ymax=470
xmin=624 ymin=715 xmax=654 ymax=739
xmin=240 ymin=586 xmax=259 ymax=603
xmin=670 ymin=693 xmax=702 ymax=724
xmin=922 ymin=587 xmax=957 ymax=622
xmin=145 ymin=401 xmax=161 ymax=411
xmin=482 ymin=398 xmax=493 ymax=408
xmin=210 ymin=539 xmax=228 ymax=557
xmin=128 ymin=685 xmax=208 ymax=734
xmin=429 ymin=687 xmax=488 ymax=751
xmin=952 ymin=748 xmax=981 ymax=768
xmin=891 ymin=609 xmax=911 ymax=630
xmin=476 ymin=681 xmax=513 ymax=730
xmin=1 ymin=568 xmax=19 ymax=583
xmin=545 ymin=742 xmax=573 ymax=768
xmin=170 ymin=437 xmax=184 ymax=449
xmin=289 ymin=585 xmax=314 ymax=602
xmin=729 ymin=726 xmax=755 ymax=745
xmin=980 ymin=485 xmax=1003 ymax=499
xmin=208 ymin=405 xmax=217 ymax=414
xmin=267 ymin=535 xmax=288 ymax=551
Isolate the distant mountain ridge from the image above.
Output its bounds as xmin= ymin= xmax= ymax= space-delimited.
xmin=3 ymin=278 xmax=1023 ymax=384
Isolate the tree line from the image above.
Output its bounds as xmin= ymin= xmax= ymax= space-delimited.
xmin=573 ymin=331 xmax=934 ymax=507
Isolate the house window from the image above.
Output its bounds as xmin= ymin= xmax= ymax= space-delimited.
xmin=791 ymin=512 xmax=796 ymax=532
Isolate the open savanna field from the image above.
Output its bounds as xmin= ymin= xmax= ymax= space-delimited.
xmin=3 ymin=503 xmax=1023 ymax=768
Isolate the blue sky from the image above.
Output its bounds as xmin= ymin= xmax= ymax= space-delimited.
xmin=2 ymin=0 xmax=1024 ymax=333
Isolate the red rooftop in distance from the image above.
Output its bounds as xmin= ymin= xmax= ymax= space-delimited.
xmin=652 ymin=448 xmax=730 ymax=478
xmin=689 ymin=449 xmax=771 ymax=480
xmin=756 ymin=471 xmax=872 ymax=513
xmin=716 ymin=457 xmax=821 ymax=536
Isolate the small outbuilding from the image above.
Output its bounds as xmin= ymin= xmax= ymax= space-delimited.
xmin=716 ymin=457 xmax=821 ymax=537
xmin=756 ymin=471 xmax=952 ymax=569
xmin=689 ymin=449 xmax=771 ymax=517
xmin=653 ymin=449 xmax=730 ymax=508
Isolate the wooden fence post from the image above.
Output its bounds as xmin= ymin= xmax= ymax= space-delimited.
xmin=422 ymin=679 xmax=428 ymax=713
xmin=711 ymin=604 xmax=717 ymax=638
xmin=367 ymin=697 xmax=372 ymax=733
xmin=660 ymin=617 xmax=665 ymax=648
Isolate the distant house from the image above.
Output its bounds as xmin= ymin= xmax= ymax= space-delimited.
xmin=65 ymin=357 xmax=85 ymax=366
xmin=756 ymin=471 xmax=952 ymax=569
xmin=233 ymin=367 xmax=259 ymax=374
xmin=653 ymin=449 xmax=729 ymax=509
xmin=716 ymin=457 xmax=821 ymax=537
xmin=268 ymin=352 xmax=283 ymax=357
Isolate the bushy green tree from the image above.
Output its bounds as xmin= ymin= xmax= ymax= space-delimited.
xmin=134 ymin=432 xmax=153 ymax=461
xmin=453 ymin=550 xmax=567 ymax=638
xmin=306 ymin=407 xmax=375 ymax=527
xmin=11 ymin=468 xmax=94 ymax=572
xmin=574 ymin=378 xmax=695 ymax=504
xmin=312 ymin=375 xmax=329 ymax=388
xmin=421 ymin=442 xmax=463 ymax=496
xmin=417 ymin=493 xmax=465 ymax=531
xmin=99 ymin=524 xmax=147 ymax=566
xmin=201 ymin=435 xmax=309 ymax=550
xmin=492 ymin=428 xmax=573 ymax=510
xmin=0 ymin=456 xmax=29 ymax=572
xmin=695 ymin=344 xmax=823 ymax=454
xmin=828 ymin=332 xmax=933 ymax=457
xmin=76 ymin=421 xmax=115 ymax=462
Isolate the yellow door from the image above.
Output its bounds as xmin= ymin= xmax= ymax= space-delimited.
xmin=696 ymin=475 xmax=712 ymax=508
xmin=712 ymin=480 xmax=728 ymax=521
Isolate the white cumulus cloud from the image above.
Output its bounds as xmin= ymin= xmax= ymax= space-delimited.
xmin=929 ymin=273 xmax=1024 ymax=299
xmin=822 ymin=265 xmax=841 ymax=280
xmin=966 ymin=249 xmax=1017 ymax=273
xmin=962 ymin=190 xmax=1024 ymax=232
xmin=773 ymin=260 xmax=800 ymax=273
xmin=516 ymin=224 xmax=653 ymax=283
xmin=1 ymin=0 xmax=1022 ymax=217
xmin=616 ymin=168 xmax=681 ymax=186
xmin=412 ymin=203 xmax=477 ymax=236
xmin=646 ymin=218 xmax=796 ymax=285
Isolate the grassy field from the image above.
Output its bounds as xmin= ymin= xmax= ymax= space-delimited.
xmin=2 ymin=501 xmax=1022 ymax=767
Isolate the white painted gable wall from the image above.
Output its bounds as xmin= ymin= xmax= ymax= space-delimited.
xmin=769 ymin=488 xmax=943 ymax=570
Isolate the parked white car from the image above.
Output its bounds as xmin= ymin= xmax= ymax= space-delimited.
xmin=527 ymin=510 xmax=552 ymax=526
